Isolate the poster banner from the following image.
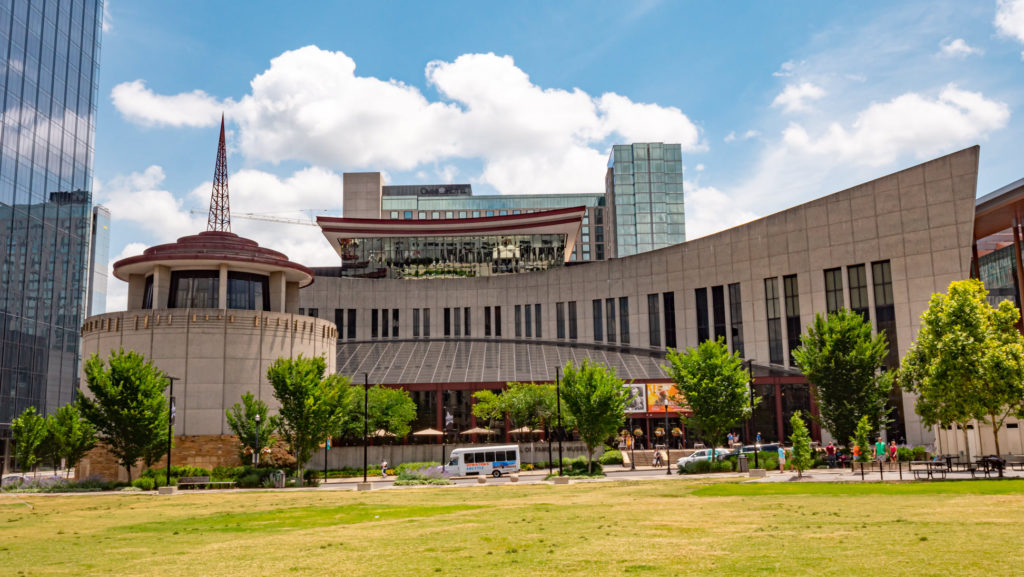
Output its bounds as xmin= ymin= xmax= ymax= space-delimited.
xmin=623 ymin=383 xmax=647 ymax=413
xmin=646 ymin=383 xmax=685 ymax=413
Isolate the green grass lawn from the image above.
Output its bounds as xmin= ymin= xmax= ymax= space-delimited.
xmin=2 ymin=479 xmax=1023 ymax=576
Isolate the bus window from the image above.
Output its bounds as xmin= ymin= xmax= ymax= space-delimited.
xmin=486 ymin=451 xmax=495 ymax=462
xmin=468 ymin=452 xmax=478 ymax=464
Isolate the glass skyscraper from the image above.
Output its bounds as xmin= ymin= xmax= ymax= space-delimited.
xmin=0 ymin=0 xmax=103 ymax=451
xmin=606 ymin=143 xmax=685 ymax=257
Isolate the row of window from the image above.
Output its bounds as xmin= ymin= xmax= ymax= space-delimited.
xmin=514 ymin=304 xmax=542 ymax=338
xmin=555 ymin=301 xmax=578 ymax=340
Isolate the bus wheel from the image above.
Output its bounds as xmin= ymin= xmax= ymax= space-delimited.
xmin=492 ymin=470 xmax=502 ymax=478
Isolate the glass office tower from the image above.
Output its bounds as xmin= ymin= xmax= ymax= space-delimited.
xmin=0 ymin=0 xmax=103 ymax=452
xmin=606 ymin=143 xmax=685 ymax=257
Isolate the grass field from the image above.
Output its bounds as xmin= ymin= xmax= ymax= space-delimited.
xmin=3 ymin=479 xmax=1023 ymax=576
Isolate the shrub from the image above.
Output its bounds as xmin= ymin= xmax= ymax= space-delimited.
xmin=394 ymin=461 xmax=441 ymax=476
xmin=598 ymin=449 xmax=623 ymax=465
xmin=394 ymin=465 xmax=454 ymax=486
xmin=132 ymin=477 xmax=155 ymax=491
xmin=680 ymin=459 xmax=735 ymax=474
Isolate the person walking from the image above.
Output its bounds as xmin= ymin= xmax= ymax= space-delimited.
xmin=825 ymin=441 xmax=837 ymax=469
xmin=380 ymin=458 xmax=389 ymax=478
xmin=777 ymin=445 xmax=786 ymax=473
xmin=756 ymin=431 xmax=763 ymax=444
xmin=875 ymin=437 xmax=886 ymax=467
xmin=888 ymin=440 xmax=898 ymax=471
xmin=852 ymin=444 xmax=861 ymax=470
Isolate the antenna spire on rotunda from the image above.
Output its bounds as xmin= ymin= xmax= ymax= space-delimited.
xmin=207 ymin=113 xmax=231 ymax=232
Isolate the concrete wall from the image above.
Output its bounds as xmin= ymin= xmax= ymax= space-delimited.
xmin=301 ymin=147 xmax=981 ymax=448
xmin=80 ymin=308 xmax=337 ymax=436
xmin=343 ymin=172 xmax=384 ymax=219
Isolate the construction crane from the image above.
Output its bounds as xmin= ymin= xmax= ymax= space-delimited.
xmin=188 ymin=209 xmax=322 ymax=227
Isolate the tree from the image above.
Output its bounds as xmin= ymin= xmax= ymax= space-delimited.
xmin=268 ymin=355 xmax=355 ymax=484
xmin=226 ymin=392 xmax=280 ymax=464
xmin=79 ymin=350 xmax=170 ymax=482
xmin=557 ymin=360 xmax=630 ymax=473
xmin=11 ymin=407 xmax=47 ymax=476
xmin=788 ymin=411 xmax=813 ymax=477
xmin=791 ymin=309 xmax=894 ymax=448
xmin=472 ymin=382 xmax=560 ymax=432
xmin=852 ymin=415 xmax=872 ymax=462
xmin=900 ymin=279 xmax=1024 ymax=457
xmin=50 ymin=403 xmax=97 ymax=478
xmin=359 ymin=386 xmax=417 ymax=439
xmin=663 ymin=338 xmax=753 ymax=460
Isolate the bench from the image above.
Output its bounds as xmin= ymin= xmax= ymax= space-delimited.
xmin=1005 ymin=456 xmax=1024 ymax=471
xmin=909 ymin=461 xmax=946 ymax=480
xmin=177 ymin=476 xmax=236 ymax=490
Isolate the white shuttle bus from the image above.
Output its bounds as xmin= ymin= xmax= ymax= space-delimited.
xmin=447 ymin=445 xmax=521 ymax=477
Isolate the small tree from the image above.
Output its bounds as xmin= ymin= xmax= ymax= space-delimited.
xmin=663 ymin=338 xmax=753 ymax=461
xmin=268 ymin=355 xmax=355 ymax=484
xmin=788 ymin=411 xmax=813 ymax=477
xmin=51 ymin=402 xmax=97 ymax=478
xmin=851 ymin=415 xmax=872 ymax=463
xmin=226 ymin=392 xmax=280 ymax=464
xmin=11 ymin=407 xmax=47 ymax=476
xmin=361 ymin=386 xmax=417 ymax=439
xmin=39 ymin=414 xmax=64 ymax=473
xmin=473 ymin=382 xmax=559 ymax=432
xmin=558 ymin=360 xmax=630 ymax=473
xmin=79 ymin=350 xmax=170 ymax=482
xmin=792 ymin=309 xmax=894 ymax=448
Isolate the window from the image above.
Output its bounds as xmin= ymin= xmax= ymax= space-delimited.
xmin=648 ymin=294 xmax=661 ymax=347
xmin=308 ymin=308 xmax=319 ymax=319
xmin=872 ymin=260 xmax=899 ymax=369
xmin=606 ymin=298 xmax=617 ymax=343
xmin=825 ymin=268 xmax=844 ymax=314
xmin=783 ymin=275 xmax=800 ymax=365
xmin=534 ymin=304 xmax=542 ymax=338
xmin=335 ymin=309 xmax=344 ymax=338
xmin=168 ymin=271 xmax=219 ymax=308
xmin=485 ymin=306 xmax=492 ymax=337
xmin=593 ymin=299 xmax=603 ymax=341
xmin=299 ymin=308 xmax=305 ymax=316
xmin=619 ymin=297 xmax=630 ymax=344
xmin=464 ymin=307 xmax=471 ymax=337
xmin=382 ymin=308 xmax=389 ymax=338
xmin=525 ymin=304 xmax=532 ymax=338
xmin=695 ymin=288 xmax=709 ymax=343
xmin=392 ymin=309 xmax=399 ymax=338
xmin=728 ymin=283 xmax=743 ymax=357
xmin=556 ymin=302 xmax=565 ymax=339
xmin=413 ymin=308 xmax=420 ymax=338
xmin=765 ymin=278 xmax=783 ymax=365
xmin=227 ymin=272 xmax=270 ymax=311
xmin=454 ymin=307 xmax=461 ymax=337
xmin=371 ymin=309 xmax=379 ymax=339
xmin=515 ymin=305 xmax=522 ymax=338
xmin=423 ymin=308 xmax=430 ymax=338
xmin=494 ymin=306 xmax=501 ymax=337
xmin=848 ymin=264 xmax=870 ymax=322
xmin=142 ymin=275 xmax=154 ymax=309
xmin=663 ymin=292 xmax=677 ymax=349
xmin=347 ymin=309 xmax=356 ymax=339
xmin=712 ymin=285 xmax=726 ymax=342
xmin=444 ymin=307 xmax=451 ymax=337
xmin=568 ymin=301 xmax=578 ymax=340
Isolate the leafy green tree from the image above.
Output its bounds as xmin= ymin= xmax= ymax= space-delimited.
xmin=11 ymin=406 xmax=47 ymax=476
xmin=79 ymin=350 xmax=170 ymax=482
xmin=226 ymin=392 xmax=280 ymax=463
xmin=558 ymin=360 xmax=630 ymax=473
xmin=852 ymin=415 xmax=872 ymax=463
xmin=39 ymin=414 xmax=64 ymax=472
xmin=663 ymin=338 xmax=753 ymax=460
xmin=900 ymin=279 xmax=1024 ymax=457
xmin=50 ymin=402 xmax=97 ymax=478
xmin=792 ymin=309 xmax=894 ymax=448
xmin=473 ymin=382 xmax=560 ymax=432
xmin=359 ymin=386 xmax=418 ymax=439
xmin=268 ymin=355 xmax=356 ymax=484
xmin=788 ymin=411 xmax=813 ymax=477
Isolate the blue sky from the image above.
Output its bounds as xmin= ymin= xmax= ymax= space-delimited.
xmin=94 ymin=1 xmax=1024 ymax=308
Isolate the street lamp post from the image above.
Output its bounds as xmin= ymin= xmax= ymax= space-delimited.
xmin=165 ymin=375 xmax=179 ymax=489
xmin=746 ymin=359 xmax=759 ymax=469
xmin=254 ymin=413 xmax=261 ymax=466
xmin=441 ymin=390 xmax=449 ymax=473
xmin=629 ymin=418 xmax=636 ymax=471
xmin=663 ymin=398 xmax=672 ymax=475
xmin=555 ymin=367 xmax=564 ymax=477
xmin=362 ymin=372 xmax=369 ymax=484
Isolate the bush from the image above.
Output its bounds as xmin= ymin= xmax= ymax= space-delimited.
xmin=394 ymin=461 xmax=441 ymax=476
xmin=131 ymin=477 xmax=155 ymax=491
xmin=1 ymin=474 xmax=125 ymax=493
xmin=394 ymin=465 xmax=453 ymax=486
xmin=598 ymin=449 xmax=623 ymax=465
xmin=679 ymin=459 xmax=735 ymax=474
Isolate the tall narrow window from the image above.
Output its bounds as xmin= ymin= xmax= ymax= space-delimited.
xmin=534 ymin=304 xmax=542 ymax=338
xmin=712 ymin=285 xmax=726 ymax=342
xmin=556 ymin=302 xmax=566 ymax=339
xmin=663 ymin=292 xmax=676 ymax=349
xmin=824 ymin=268 xmax=844 ymax=314
xmin=308 ymin=308 xmax=318 ymax=319
xmin=392 ymin=309 xmax=399 ymax=338
xmin=515 ymin=305 xmax=522 ymax=338
xmin=381 ymin=309 xmax=389 ymax=338
xmin=484 ymin=306 xmax=492 ymax=337
xmin=525 ymin=304 xmax=533 ymax=337
xmin=335 ymin=309 xmax=344 ymax=338
xmin=648 ymin=294 xmax=661 ymax=347
xmin=143 ymin=276 xmax=154 ymax=309
xmin=413 ymin=308 xmax=421 ymax=338
xmin=606 ymin=298 xmax=617 ymax=344
xmin=494 ymin=306 xmax=501 ymax=337
xmin=783 ymin=275 xmax=801 ymax=365
xmin=568 ymin=301 xmax=578 ymax=340
xmin=371 ymin=309 xmax=379 ymax=339
xmin=695 ymin=288 xmax=709 ymax=343
xmin=454 ymin=307 xmax=461 ymax=337
xmin=848 ymin=264 xmax=870 ymax=322
xmin=619 ymin=297 xmax=630 ymax=344
xmin=444 ymin=307 xmax=452 ymax=337
xmin=593 ymin=299 xmax=604 ymax=341
xmin=464 ymin=308 xmax=471 ymax=337
xmin=872 ymin=260 xmax=899 ymax=368
xmin=423 ymin=308 xmax=430 ymax=338
xmin=347 ymin=309 xmax=356 ymax=339
xmin=728 ymin=283 xmax=743 ymax=357
xmin=765 ymin=278 xmax=783 ymax=364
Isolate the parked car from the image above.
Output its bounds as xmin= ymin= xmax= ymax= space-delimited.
xmin=676 ymin=447 xmax=730 ymax=467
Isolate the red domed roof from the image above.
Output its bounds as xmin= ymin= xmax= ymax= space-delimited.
xmin=113 ymin=231 xmax=314 ymax=287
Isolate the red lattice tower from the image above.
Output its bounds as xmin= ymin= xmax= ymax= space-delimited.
xmin=207 ymin=114 xmax=231 ymax=232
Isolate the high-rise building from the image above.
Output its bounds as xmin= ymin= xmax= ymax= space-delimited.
xmin=0 ymin=0 xmax=104 ymax=462
xmin=605 ymin=143 xmax=685 ymax=258
xmin=87 ymin=205 xmax=109 ymax=315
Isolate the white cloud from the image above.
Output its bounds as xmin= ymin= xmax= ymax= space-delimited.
xmin=97 ymin=165 xmax=203 ymax=243
xmin=995 ymin=0 xmax=1024 ymax=58
xmin=938 ymin=38 xmax=983 ymax=58
xmin=105 ymin=242 xmax=149 ymax=311
xmin=771 ymin=82 xmax=827 ymax=114
xmin=684 ymin=185 xmax=758 ymax=240
xmin=101 ymin=1 xmax=112 ymax=33
xmin=724 ymin=129 xmax=760 ymax=143
xmin=111 ymin=80 xmax=225 ymax=128
xmin=111 ymin=47 xmax=705 ymax=195
xmin=435 ymin=165 xmax=459 ymax=183
xmin=695 ymin=164 xmax=705 ymax=172
xmin=772 ymin=60 xmax=802 ymax=77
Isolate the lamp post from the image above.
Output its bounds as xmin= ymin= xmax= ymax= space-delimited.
xmin=663 ymin=397 xmax=672 ymax=475
xmin=555 ymin=367 xmax=564 ymax=477
xmin=362 ymin=372 xmax=369 ymax=484
xmin=629 ymin=418 xmax=636 ymax=471
xmin=746 ymin=359 xmax=759 ymax=469
xmin=254 ymin=413 xmax=261 ymax=466
xmin=632 ymin=427 xmax=641 ymax=471
xmin=165 ymin=375 xmax=179 ymax=489
xmin=441 ymin=390 xmax=450 ymax=473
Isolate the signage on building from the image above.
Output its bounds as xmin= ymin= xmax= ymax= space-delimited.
xmin=624 ymin=384 xmax=646 ymax=414
xmin=646 ymin=383 xmax=684 ymax=413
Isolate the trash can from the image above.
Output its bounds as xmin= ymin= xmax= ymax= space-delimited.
xmin=737 ymin=454 xmax=749 ymax=473
xmin=273 ymin=470 xmax=286 ymax=488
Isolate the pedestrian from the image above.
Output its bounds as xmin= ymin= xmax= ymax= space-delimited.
xmin=653 ymin=450 xmax=662 ymax=467
xmin=825 ymin=441 xmax=837 ymax=468
xmin=852 ymin=444 xmax=861 ymax=468
xmin=727 ymin=432 xmax=734 ymax=447
xmin=380 ymin=458 xmax=388 ymax=478
xmin=756 ymin=431 xmax=762 ymax=444
xmin=777 ymin=445 xmax=786 ymax=473
xmin=888 ymin=440 xmax=898 ymax=471
xmin=875 ymin=437 xmax=886 ymax=467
